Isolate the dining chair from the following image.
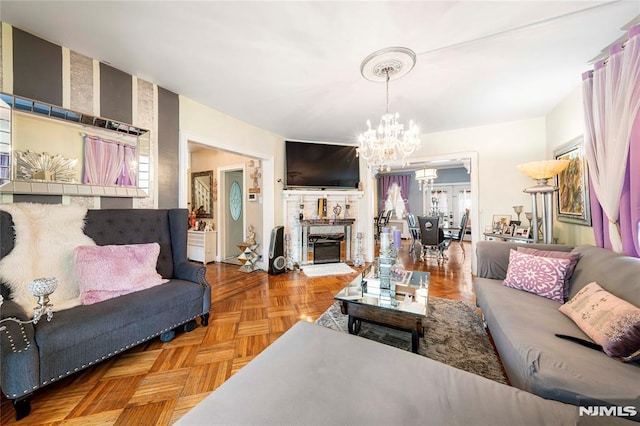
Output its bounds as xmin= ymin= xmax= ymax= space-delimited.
xmin=443 ymin=212 xmax=469 ymax=258
xmin=417 ymin=216 xmax=446 ymax=264
xmin=406 ymin=213 xmax=421 ymax=255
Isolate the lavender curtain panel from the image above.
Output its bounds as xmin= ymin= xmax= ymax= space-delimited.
xmin=396 ymin=174 xmax=411 ymax=213
xmin=583 ymin=24 xmax=640 ymax=257
xmin=379 ymin=175 xmax=395 ymax=212
xmin=84 ymin=136 xmax=137 ymax=187
xmin=118 ymin=145 xmax=137 ymax=186
xmin=84 ymin=136 xmax=124 ymax=185
xmin=378 ymin=174 xmax=411 ymax=212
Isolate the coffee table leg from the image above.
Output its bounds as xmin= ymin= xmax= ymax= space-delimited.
xmin=411 ymin=330 xmax=419 ymax=353
xmin=348 ymin=315 xmax=361 ymax=334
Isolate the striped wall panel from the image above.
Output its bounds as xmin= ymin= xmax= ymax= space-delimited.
xmin=12 ymin=27 xmax=62 ymax=106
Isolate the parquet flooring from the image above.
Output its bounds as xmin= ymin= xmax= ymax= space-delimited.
xmin=1 ymin=241 xmax=473 ymax=425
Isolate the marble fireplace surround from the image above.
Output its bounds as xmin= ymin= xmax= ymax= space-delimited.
xmin=283 ymin=190 xmax=364 ymax=266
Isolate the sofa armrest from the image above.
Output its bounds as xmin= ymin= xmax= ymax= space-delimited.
xmin=174 ymin=261 xmax=211 ymax=315
xmin=0 ymin=299 xmax=41 ymax=399
xmin=174 ymin=261 xmax=208 ymax=285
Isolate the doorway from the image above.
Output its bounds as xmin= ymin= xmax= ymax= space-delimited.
xmin=221 ymin=167 xmax=245 ymax=264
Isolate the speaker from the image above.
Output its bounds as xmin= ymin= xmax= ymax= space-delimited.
xmin=268 ymin=226 xmax=286 ymax=275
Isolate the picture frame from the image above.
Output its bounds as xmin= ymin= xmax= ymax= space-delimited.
xmin=492 ymin=215 xmax=512 ymax=233
xmin=503 ymin=225 xmax=514 ymax=236
xmin=554 ymin=136 xmax=591 ymax=226
xmin=513 ymin=226 xmax=530 ymax=238
xmin=509 ymin=220 xmax=521 ymax=226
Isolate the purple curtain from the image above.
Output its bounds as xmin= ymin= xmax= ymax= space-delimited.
xmin=84 ymin=136 xmax=137 ymax=187
xmin=84 ymin=136 xmax=124 ymax=185
xmin=378 ymin=174 xmax=411 ymax=213
xmin=118 ymin=145 xmax=137 ymax=187
xmin=379 ymin=175 xmax=395 ymax=212
xmin=585 ymin=23 xmax=640 ymax=257
xmin=591 ymin=113 xmax=640 ymax=257
xmin=396 ymin=174 xmax=411 ymax=213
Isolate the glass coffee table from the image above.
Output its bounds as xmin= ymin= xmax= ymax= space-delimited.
xmin=334 ymin=269 xmax=430 ymax=353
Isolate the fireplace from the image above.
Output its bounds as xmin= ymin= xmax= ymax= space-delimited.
xmin=310 ymin=234 xmax=343 ymax=264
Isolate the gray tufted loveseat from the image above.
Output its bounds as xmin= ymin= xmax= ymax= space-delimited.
xmin=0 ymin=208 xmax=211 ymax=420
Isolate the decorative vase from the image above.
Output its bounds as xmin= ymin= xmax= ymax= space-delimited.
xmin=333 ymin=204 xmax=342 ymax=218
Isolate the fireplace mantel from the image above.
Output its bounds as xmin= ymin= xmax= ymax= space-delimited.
xmin=300 ymin=219 xmax=355 ymax=226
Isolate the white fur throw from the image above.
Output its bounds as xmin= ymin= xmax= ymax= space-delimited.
xmin=0 ymin=203 xmax=95 ymax=316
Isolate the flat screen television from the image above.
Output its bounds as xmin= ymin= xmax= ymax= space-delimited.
xmin=285 ymin=141 xmax=360 ymax=189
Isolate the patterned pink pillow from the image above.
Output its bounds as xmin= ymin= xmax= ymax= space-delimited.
xmin=560 ymin=282 xmax=640 ymax=362
xmin=75 ymin=243 xmax=169 ymax=305
xmin=503 ymin=249 xmax=571 ymax=303
xmin=517 ymin=247 xmax=580 ymax=301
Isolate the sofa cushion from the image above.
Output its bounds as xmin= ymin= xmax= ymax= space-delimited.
xmin=560 ymin=281 xmax=640 ymax=362
xmin=84 ymin=209 xmax=175 ymax=278
xmin=75 ymin=243 xmax=169 ymax=305
xmin=475 ymin=277 xmax=640 ymax=407
xmin=569 ymin=245 xmax=640 ymax=307
xmin=518 ymin=246 xmax=580 ymax=300
xmin=34 ymin=279 xmax=205 ymax=383
xmin=476 ymin=241 xmax=574 ymax=280
xmin=503 ymin=249 xmax=570 ymax=303
xmin=177 ymin=321 xmax=587 ymax=426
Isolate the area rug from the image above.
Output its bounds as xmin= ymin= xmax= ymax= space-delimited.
xmin=316 ymin=297 xmax=507 ymax=384
xmin=302 ymin=262 xmax=357 ymax=277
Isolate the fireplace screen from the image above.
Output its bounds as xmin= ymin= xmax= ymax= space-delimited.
xmin=312 ymin=239 xmax=342 ymax=264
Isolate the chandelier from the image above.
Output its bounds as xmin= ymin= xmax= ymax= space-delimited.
xmin=357 ymin=47 xmax=421 ymax=172
xmin=415 ymin=168 xmax=438 ymax=191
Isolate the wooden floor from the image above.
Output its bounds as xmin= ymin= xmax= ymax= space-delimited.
xmin=1 ymin=241 xmax=474 ymax=425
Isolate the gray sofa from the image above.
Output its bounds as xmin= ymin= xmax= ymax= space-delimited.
xmin=0 ymin=208 xmax=211 ymax=420
xmin=178 ymin=321 xmax=632 ymax=425
xmin=475 ymin=241 xmax=640 ymax=419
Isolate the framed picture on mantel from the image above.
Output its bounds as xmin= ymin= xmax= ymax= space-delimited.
xmin=554 ymin=137 xmax=591 ymax=226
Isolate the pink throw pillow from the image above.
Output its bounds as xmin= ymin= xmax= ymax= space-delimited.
xmin=502 ymin=249 xmax=571 ymax=303
xmin=517 ymin=247 xmax=580 ymax=301
xmin=75 ymin=243 xmax=169 ymax=305
xmin=559 ymin=282 xmax=640 ymax=362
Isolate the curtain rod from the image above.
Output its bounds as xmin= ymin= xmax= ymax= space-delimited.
xmin=80 ymin=131 xmax=137 ymax=145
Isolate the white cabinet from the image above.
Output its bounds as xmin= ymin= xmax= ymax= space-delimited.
xmin=187 ymin=230 xmax=217 ymax=264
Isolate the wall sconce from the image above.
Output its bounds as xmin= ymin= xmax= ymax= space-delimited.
xmin=517 ymin=160 xmax=569 ymax=243
xmin=0 ymin=277 xmax=58 ymax=352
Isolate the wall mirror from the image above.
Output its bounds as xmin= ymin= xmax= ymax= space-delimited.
xmin=192 ymin=170 xmax=213 ymax=218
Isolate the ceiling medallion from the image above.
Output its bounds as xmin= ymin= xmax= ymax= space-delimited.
xmin=357 ymin=47 xmax=421 ymax=172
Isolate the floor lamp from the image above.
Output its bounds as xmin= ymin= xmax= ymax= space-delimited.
xmin=517 ymin=160 xmax=569 ymax=244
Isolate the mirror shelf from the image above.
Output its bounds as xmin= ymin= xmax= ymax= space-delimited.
xmin=0 ymin=92 xmax=151 ymax=198
xmin=0 ymin=180 xmax=149 ymax=197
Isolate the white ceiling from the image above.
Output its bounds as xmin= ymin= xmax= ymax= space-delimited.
xmin=2 ymin=1 xmax=638 ymax=144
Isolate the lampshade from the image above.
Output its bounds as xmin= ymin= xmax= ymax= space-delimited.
xmin=517 ymin=160 xmax=569 ymax=180
xmin=415 ymin=168 xmax=438 ymax=181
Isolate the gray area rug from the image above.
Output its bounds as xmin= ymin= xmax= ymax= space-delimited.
xmin=316 ymin=297 xmax=507 ymax=384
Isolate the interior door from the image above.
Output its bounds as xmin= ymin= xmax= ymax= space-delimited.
xmin=224 ymin=170 xmax=244 ymax=261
